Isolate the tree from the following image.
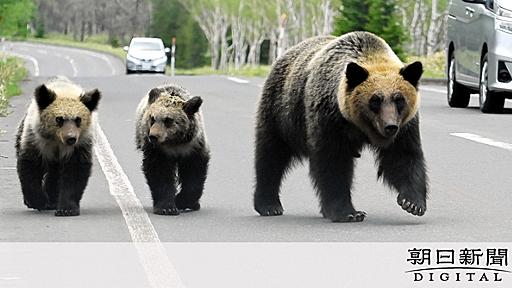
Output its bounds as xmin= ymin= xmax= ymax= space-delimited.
xmin=333 ymin=0 xmax=407 ymax=60
xmin=149 ymin=0 xmax=208 ymax=69
xmin=0 ymin=0 xmax=35 ymax=38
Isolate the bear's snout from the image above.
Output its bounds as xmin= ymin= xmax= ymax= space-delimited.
xmin=60 ymin=122 xmax=80 ymax=146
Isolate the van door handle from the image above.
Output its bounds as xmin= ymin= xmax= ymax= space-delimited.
xmin=465 ymin=7 xmax=475 ymax=13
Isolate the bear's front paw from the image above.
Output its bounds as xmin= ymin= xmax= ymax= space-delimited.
xmin=55 ymin=208 xmax=80 ymax=216
xmin=397 ymin=194 xmax=426 ymax=216
xmin=255 ymin=202 xmax=284 ymax=216
xmin=323 ymin=210 xmax=367 ymax=223
xmin=24 ymin=197 xmax=48 ymax=210
xmin=175 ymin=195 xmax=201 ymax=211
xmin=154 ymin=206 xmax=180 ymax=216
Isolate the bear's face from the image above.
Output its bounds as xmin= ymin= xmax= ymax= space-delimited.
xmin=144 ymin=89 xmax=202 ymax=146
xmin=35 ymin=84 xmax=101 ymax=146
xmin=340 ymin=61 xmax=423 ymax=147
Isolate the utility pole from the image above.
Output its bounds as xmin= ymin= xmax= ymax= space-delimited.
xmin=171 ymin=37 xmax=176 ymax=77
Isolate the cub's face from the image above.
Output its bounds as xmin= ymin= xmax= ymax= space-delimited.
xmin=341 ymin=61 xmax=423 ymax=147
xmin=35 ymin=84 xmax=101 ymax=146
xmin=144 ymin=89 xmax=202 ymax=146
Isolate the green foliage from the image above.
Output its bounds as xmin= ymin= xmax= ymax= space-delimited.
xmin=0 ymin=0 xmax=34 ymax=38
xmin=0 ymin=55 xmax=27 ymax=116
xmin=334 ymin=0 xmax=407 ymax=60
xmin=408 ymin=51 xmax=445 ymax=79
xmin=149 ymin=0 xmax=208 ymax=69
xmin=175 ymin=65 xmax=271 ymax=77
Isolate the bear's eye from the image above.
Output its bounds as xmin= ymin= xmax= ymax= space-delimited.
xmin=56 ymin=116 xmax=64 ymax=126
xmin=150 ymin=116 xmax=156 ymax=125
xmin=394 ymin=97 xmax=406 ymax=114
xmin=368 ymin=95 xmax=382 ymax=113
xmin=75 ymin=117 xmax=82 ymax=127
xmin=164 ymin=117 xmax=174 ymax=127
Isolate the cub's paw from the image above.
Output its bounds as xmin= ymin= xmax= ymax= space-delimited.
xmin=175 ymin=195 xmax=201 ymax=211
xmin=24 ymin=197 xmax=48 ymax=210
xmin=323 ymin=210 xmax=367 ymax=223
xmin=397 ymin=194 xmax=426 ymax=216
xmin=38 ymin=202 xmax=57 ymax=211
xmin=255 ymin=203 xmax=284 ymax=216
xmin=154 ymin=206 xmax=180 ymax=216
xmin=55 ymin=208 xmax=80 ymax=217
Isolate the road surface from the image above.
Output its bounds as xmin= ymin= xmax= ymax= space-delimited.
xmin=1 ymin=41 xmax=512 ymax=243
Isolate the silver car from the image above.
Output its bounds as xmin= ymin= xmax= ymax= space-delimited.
xmin=124 ymin=37 xmax=170 ymax=74
xmin=447 ymin=0 xmax=512 ymax=113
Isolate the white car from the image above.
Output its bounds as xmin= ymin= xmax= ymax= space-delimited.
xmin=124 ymin=37 xmax=170 ymax=74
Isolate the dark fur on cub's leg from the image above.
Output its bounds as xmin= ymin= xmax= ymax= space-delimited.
xmin=376 ymin=116 xmax=427 ymax=216
xmin=176 ymin=151 xmax=209 ymax=211
xmin=42 ymin=162 xmax=60 ymax=210
xmin=142 ymin=144 xmax=180 ymax=215
xmin=17 ymin=149 xmax=47 ymax=210
xmin=55 ymin=145 xmax=92 ymax=216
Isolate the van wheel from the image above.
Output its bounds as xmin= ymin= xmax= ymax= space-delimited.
xmin=447 ymin=54 xmax=471 ymax=108
xmin=479 ymin=54 xmax=505 ymax=113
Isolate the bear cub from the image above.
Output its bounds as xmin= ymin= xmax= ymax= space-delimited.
xmin=15 ymin=76 xmax=101 ymax=216
xmin=254 ymin=31 xmax=428 ymax=222
xmin=135 ymin=84 xmax=210 ymax=215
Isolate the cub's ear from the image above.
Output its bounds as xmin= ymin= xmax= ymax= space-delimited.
xmin=148 ymin=88 xmax=161 ymax=104
xmin=35 ymin=84 xmax=56 ymax=110
xmin=345 ymin=62 xmax=369 ymax=89
xmin=183 ymin=96 xmax=203 ymax=115
xmin=80 ymin=88 xmax=101 ymax=111
xmin=400 ymin=61 xmax=423 ymax=88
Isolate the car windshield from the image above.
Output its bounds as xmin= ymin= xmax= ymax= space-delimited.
xmin=130 ymin=41 xmax=162 ymax=51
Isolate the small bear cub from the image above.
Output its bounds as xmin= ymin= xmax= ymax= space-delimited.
xmin=15 ymin=76 xmax=101 ymax=216
xmin=135 ymin=84 xmax=210 ymax=215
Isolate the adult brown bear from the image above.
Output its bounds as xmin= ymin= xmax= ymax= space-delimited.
xmin=254 ymin=31 xmax=428 ymax=222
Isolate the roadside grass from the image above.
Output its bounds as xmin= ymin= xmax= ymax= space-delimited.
xmin=28 ymin=33 xmax=126 ymax=60
xmin=0 ymin=55 xmax=27 ymax=117
xmin=408 ymin=51 xmax=446 ymax=79
xmin=175 ymin=65 xmax=271 ymax=77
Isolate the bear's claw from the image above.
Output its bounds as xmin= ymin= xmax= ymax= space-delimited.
xmin=255 ymin=204 xmax=284 ymax=216
xmin=154 ymin=207 xmax=180 ymax=216
xmin=329 ymin=211 xmax=367 ymax=223
xmin=55 ymin=208 xmax=80 ymax=216
xmin=398 ymin=196 xmax=426 ymax=216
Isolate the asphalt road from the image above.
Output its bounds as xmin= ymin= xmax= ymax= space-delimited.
xmin=1 ymin=41 xmax=512 ymax=243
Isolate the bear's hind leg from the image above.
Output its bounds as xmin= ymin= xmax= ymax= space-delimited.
xmin=176 ymin=150 xmax=209 ymax=211
xmin=310 ymin=148 xmax=366 ymax=223
xmin=142 ymin=147 xmax=179 ymax=215
xmin=55 ymin=146 xmax=92 ymax=216
xmin=17 ymin=152 xmax=47 ymax=210
xmin=254 ymin=132 xmax=293 ymax=216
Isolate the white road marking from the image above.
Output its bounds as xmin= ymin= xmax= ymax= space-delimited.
xmin=451 ymin=133 xmax=512 ymax=152
xmin=227 ymin=76 xmax=250 ymax=84
xmin=0 ymin=277 xmax=21 ymax=281
xmin=64 ymin=55 xmax=78 ymax=77
xmin=3 ymin=51 xmax=39 ymax=77
xmin=92 ymin=121 xmax=184 ymax=288
xmin=421 ymin=86 xmax=446 ymax=94
xmin=0 ymin=167 xmax=16 ymax=170
xmin=16 ymin=42 xmax=118 ymax=75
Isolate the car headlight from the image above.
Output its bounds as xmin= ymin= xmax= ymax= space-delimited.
xmin=153 ymin=56 xmax=167 ymax=65
xmin=126 ymin=54 xmax=140 ymax=63
xmin=498 ymin=5 xmax=512 ymax=18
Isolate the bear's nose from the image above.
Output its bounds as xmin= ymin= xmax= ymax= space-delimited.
xmin=66 ymin=137 xmax=77 ymax=145
xmin=148 ymin=135 xmax=158 ymax=144
xmin=384 ymin=124 xmax=398 ymax=136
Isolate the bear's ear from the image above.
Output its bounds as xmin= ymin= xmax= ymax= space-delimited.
xmin=400 ymin=61 xmax=423 ymax=88
xmin=345 ymin=62 xmax=369 ymax=89
xmin=35 ymin=84 xmax=56 ymax=110
xmin=80 ymin=88 xmax=101 ymax=111
xmin=148 ymin=88 xmax=161 ymax=104
xmin=183 ymin=96 xmax=203 ymax=115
